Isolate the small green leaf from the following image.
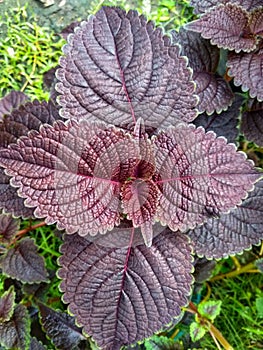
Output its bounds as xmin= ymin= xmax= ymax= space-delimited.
xmin=190 ymin=322 xmax=206 ymax=342
xmin=144 ymin=335 xmax=180 ymax=350
xmin=255 ymin=258 xmax=263 ymax=273
xmin=198 ymin=300 xmax=222 ymax=321
xmin=256 ymin=297 xmax=263 ymax=318
xmin=0 ymin=285 xmax=16 ymax=322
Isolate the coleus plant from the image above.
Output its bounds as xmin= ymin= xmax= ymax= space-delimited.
xmin=0 ymin=3 xmax=263 ymax=350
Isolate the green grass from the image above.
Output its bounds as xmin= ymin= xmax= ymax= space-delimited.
xmin=0 ymin=3 xmax=65 ymax=100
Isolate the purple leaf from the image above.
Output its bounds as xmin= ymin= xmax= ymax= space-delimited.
xmin=0 ymin=213 xmax=20 ymax=244
xmin=241 ymin=99 xmax=263 ymax=146
xmin=0 ymin=99 xmax=61 ymax=217
xmin=0 ymin=286 xmax=16 ymax=322
xmin=0 ymin=304 xmax=30 ymax=350
xmin=186 ymin=4 xmax=257 ymax=52
xmin=0 ymin=238 xmax=49 ymax=283
xmin=172 ymin=29 xmax=233 ymax=114
xmin=188 ymin=180 xmax=263 ymax=258
xmin=227 ymin=48 xmax=263 ymax=101
xmin=0 ymin=120 xmax=139 ymax=236
xmin=56 ymin=7 xmax=197 ymax=131
xmin=0 ymin=91 xmax=28 ymax=120
xmin=193 ymin=94 xmax=244 ymax=144
xmin=30 ymin=337 xmax=47 ymax=350
xmin=194 ymin=72 xmax=234 ymax=114
xmin=39 ymin=303 xmax=85 ymax=350
xmin=58 ymin=229 xmax=193 ymax=349
xmin=60 ymin=21 xmax=81 ymax=39
xmin=190 ymin=0 xmax=263 ymax=14
xmin=249 ymin=7 xmax=263 ymax=35
xmin=154 ymin=123 xmax=261 ymax=232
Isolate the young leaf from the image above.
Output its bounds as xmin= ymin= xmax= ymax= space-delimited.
xmin=39 ymin=303 xmax=85 ymax=350
xmin=0 ymin=286 xmax=16 ymax=322
xmin=189 ymin=322 xmax=206 ymax=342
xmin=0 ymin=212 xmax=20 ymax=244
xmin=0 ymin=304 xmax=30 ymax=350
xmin=193 ymin=94 xmax=244 ymax=144
xmin=154 ymin=123 xmax=261 ymax=232
xmin=227 ymin=50 xmax=263 ymax=101
xmin=241 ymin=99 xmax=263 ymax=146
xmin=58 ymin=229 xmax=193 ymax=349
xmin=144 ymin=335 xmax=180 ymax=350
xmin=198 ymin=300 xmax=222 ymax=321
xmin=0 ymin=238 xmax=49 ymax=283
xmin=0 ymin=91 xmax=28 ymax=120
xmin=56 ymin=7 xmax=198 ymax=132
xmin=186 ymin=4 xmax=257 ymax=52
xmin=189 ymin=0 xmax=263 ymax=14
xmin=188 ymin=180 xmax=263 ymax=258
xmin=172 ymin=29 xmax=233 ymax=114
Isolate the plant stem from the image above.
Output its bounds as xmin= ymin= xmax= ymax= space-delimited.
xmin=16 ymin=221 xmax=46 ymax=237
xmin=210 ymin=262 xmax=259 ymax=281
xmin=188 ymin=302 xmax=233 ymax=350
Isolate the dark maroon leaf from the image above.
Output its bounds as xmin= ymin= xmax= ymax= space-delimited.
xmin=0 ymin=91 xmax=28 ymax=120
xmin=0 ymin=213 xmax=20 ymax=244
xmin=0 ymin=99 xmax=61 ymax=217
xmin=60 ymin=21 xmax=81 ymax=39
xmin=56 ymin=7 xmax=198 ymax=132
xmin=241 ymin=99 xmax=263 ymax=146
xmin=194 ymin=72 xmax=234 ymax=114
xmin=39 ymin=303 xmax=85 ymax=350
xmin=0 ymin=120 xmax=139 ymax=236
xmin=193 ymin=257 xmax=216 ymax=283
xmin=30 ymin=337 xmax=46 ymax=350
xmin=172 ymin=29 xmax=233 ymax=114
xmin=43 ymin=67 xmax=58 ymax=90
xmin=249 ymin=7 xmax=263 ymax=35
xmin=0 ymin=304 xmax=30 ymax=350
xmin=0 ymin=238 xmax=49 ymax=283
xmin=188 ymin=180 xmax=263 ymax=258
xmin=58 ymin=230 xmax=193 ymax=349
xmin=0 ymin=168 xmax=34 ymax=218
xmin=154 ymin=123 xmax=261 ymax=232
xmin=0 ymin=286 xmax=15 ymax=322
xmin=227 ymin=49 xmax=263 ymax=101
xmin=186 ymin=4 xmax=257 ymax=52
xmin=193 ymin=94 xmax=244 ymax=144
xmin=190 ymin=0 xmax=263 ymax=14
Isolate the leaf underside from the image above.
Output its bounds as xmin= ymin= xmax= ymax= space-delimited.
xmin=188 ymin=180 xmax=263 ymax=258
xmin=189 ymin=0 xmax=263 ymax=14
xmin=58 ymin=229 xmax=193 ymax=349
xmin=0 ymin=237 xmax=49 ymax=283
xmin=56 ymin=7 xmax=198 ymax=132
xmin=172 ymin=28 xmax=233 ymax=114
xmin=39 ymin=303 xmax=85 ymax=350
xmin=193 ymin=93 xmax=243 ymax=144
xmin=227 ymin=50 xmax=263 ymax=101
xmin=186 ymin=4 xmax=257 ymax=52
xmin=241 ymin=99 xmax=263 ymax=146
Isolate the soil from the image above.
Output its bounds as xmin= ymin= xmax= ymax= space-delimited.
xmin=0 ymin=0 xmax=93 ymax=36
